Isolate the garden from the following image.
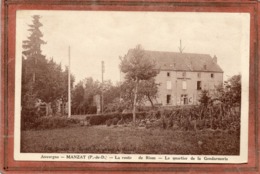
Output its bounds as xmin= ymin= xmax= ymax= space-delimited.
xmin=21 ymin=104 xmax=240 ymax=155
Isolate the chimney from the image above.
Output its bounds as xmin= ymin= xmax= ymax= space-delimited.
xmin=213 ymin=55 xmax=217 ymax=64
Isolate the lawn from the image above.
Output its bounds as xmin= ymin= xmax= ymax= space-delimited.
xmin=21 ymin=125 xmax=240 ymax=155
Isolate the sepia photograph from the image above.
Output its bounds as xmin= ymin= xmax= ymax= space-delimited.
xmin=14 ymin=10 xmax=249 ymax=163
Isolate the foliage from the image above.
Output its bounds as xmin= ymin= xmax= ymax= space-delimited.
xmin=103 ymin=81 xmax=121 ymax=106
xmin=119 ymin=44 xmax=159 ymax=125
xmin=120 ymin=78 xmax=158 ymax=108
xmin=120 ymin=80 xmax=144 ymax=107
xmin=106 ymin=119 xmax=112 ymax=127
xmin=21 ymin=107 xmax=40 ymax=130
xmin=112 ymin=117 xmax=119 ymax=125
xmin=138 ymin=78 xmax=159 ymax=107
xmin=21 ymin=112 xmax=80 ymax=131
xmin=199 ymin=90 xmax=211 ymax=106
xmin=103 ymin=101 xmax=126 ymax=113
xmin=21 ymin=15 xmax=74 ymax=116
xmin=72 ymin=78 xmax=120 ymax=115
xmin=120 ymin=45 xmax=158 ymax=81
xmin=22 ymin=15 xmax=47 ymax=109
xmin=72 ymin=77 xmax=101 ymax=114
xmin=215 ymin=74 xmax=241 ymax=107
xmin=86 ymin=112 xmax=147 ymax=126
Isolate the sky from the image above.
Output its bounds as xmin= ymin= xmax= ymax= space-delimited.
xmin=16 ymin=10 xmax=250 ymax=84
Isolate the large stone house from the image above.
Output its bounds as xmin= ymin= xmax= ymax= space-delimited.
xmin=124 ymin=49 xmax=224 ymax=106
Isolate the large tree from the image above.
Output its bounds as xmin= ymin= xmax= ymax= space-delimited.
xmin=119 ymin=45 xmax=159 ymax=126
xmin=215 ymin=74 xmax=241 ymax=107
xmin=22 ymin=15 xmax=74 ymax=116
xmin=72 ymin=77 xmax=101 ymax=114
xmin=22 ymin=15 xmax=47 ymax=109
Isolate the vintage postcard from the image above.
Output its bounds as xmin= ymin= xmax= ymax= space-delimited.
xmin=14 ymin=10 xmax=250 ymax=163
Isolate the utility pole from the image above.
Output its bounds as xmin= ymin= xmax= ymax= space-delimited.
xmin=179 ymin=39 xmax=185 ymax=53
xmin=101 ymin=61 xmax=105 ymax=113
xmin=68 ymin=46 xmax=71 ymax=118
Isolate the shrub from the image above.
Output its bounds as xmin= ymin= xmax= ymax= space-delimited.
xmin=117 ymin=119 xmax=124 ymax=125
xmin=88 ymin=113 xmax=120 ymax=125
xmin=21 ymin=107 xmax=40 ymax=130
xmin=106 ymin=119 xmax=112 ymax=127
xmin=87 ymin=106 xmax=97 ymax=114
xmin=112 ymin=118 xmax=119 ymax=125
xmin=86 ymin=112 xmax=148 ymax=126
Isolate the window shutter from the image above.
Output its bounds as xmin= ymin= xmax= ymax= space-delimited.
xmin=166 ymin=81 xmax=172 ymax=90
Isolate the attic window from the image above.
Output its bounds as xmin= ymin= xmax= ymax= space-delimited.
xmin=182 ymin=72 xmax=186 ymax=77
xmin=197 ymin=73 xmax=201 ymax=78
xmin=204 ymin=65 xmax=207 ymax=70
xmin=167 ymin=72 xmax=170 ymax=77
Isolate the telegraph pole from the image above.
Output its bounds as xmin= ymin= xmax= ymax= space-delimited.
xmin=101 ymin=61 xmax=104 ymax=113
xmin=68 ymin=46 xmax=71 ymax=118
xmin=179 ymin=39 xmax=185 ymax=53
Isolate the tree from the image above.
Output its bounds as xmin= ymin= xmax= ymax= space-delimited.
xmin=22 ymin=15 xmax=75 ymax=116
xmin=22 ymin=15 xmax=47 ymax=109
xmin=103 ymin=80 xmax=121 ymax=106
xmin=72 ymin=81 xmax=85 ymax=114
xmin=120 ymin=78 xmax=158 ymax=108
xmin=138 ymin=78 xmax=158 ymax=108
xmin=216 ymin=74 xmax=241 ymax=107
xmin=72 ymin=77 xmax=101 ymax=114
xmin=119 ymin=44 xmax=159 ymax=126
xmin=120 ymin=79 xmax=145 ymax=108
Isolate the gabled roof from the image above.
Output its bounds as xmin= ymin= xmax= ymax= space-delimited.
xmin=127 ymin=49 xmax=224 ymax=73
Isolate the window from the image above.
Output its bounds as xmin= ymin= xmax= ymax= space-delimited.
xmin=182 ymin=72 xmax=186 ymax=77
xmin=182 ymin=81 xmax=187 ymax=90
xmin=181 ymin=94 xmax=188 ymax=105
xmin=197 ymin=81 xmax=202 ymax=90
xmin=211 ymin=73 xmax=214 ymax=78
xmin=166 ymin=81 xmax=172 ymax=90
xmin=167 ymin=95 xmax=171 ymax=104
xmin=197 ymin=72 xmax=201 ymax=78
xmin=167 ymin=72 xmax=170 ymax=77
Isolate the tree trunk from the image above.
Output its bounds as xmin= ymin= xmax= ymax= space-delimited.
xmin=133 ymin=78 xmax=139 ymax=127
xmin=147 ymin=95 xmax=154 ymax=108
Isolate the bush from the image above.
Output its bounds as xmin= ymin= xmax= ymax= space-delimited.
xmin=86 ymin=112 xmax=148 ymax=125
xmin=106 ymin=119 xmax=112 ymax=127
xmin=88 ymin=113 xmax=120 ymax=125
xmin=21 ymin=107 xmax=40 ymax=130
xmin=86 ymin=106 xmax=97 ymax=114
xmin=112 ymin=118 xmax=119 ymax=125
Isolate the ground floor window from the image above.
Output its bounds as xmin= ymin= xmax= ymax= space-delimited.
xmin=166 ymin=95 xmax=171 ymax=104
xmin=181 ymin=94 xmax=188 ymax=105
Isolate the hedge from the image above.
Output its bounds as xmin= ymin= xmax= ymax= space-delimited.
xmin=34 ymin=117 xmax=80 ymax=130
xmin=21 ymin=108 xmax=80 ymax=130
xmin=86 ymin=112 xmax=147 ymax=125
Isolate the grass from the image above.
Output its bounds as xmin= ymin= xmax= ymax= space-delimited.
xmin=21 ymin=125 xmax=240 ymax=155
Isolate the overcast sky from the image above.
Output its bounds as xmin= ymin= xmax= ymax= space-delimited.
xmin=16 ymin=10 xmax=250 ymax=84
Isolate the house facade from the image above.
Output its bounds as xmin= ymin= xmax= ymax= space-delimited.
xmin=124 ymin=49 xmax=224 ymax=106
